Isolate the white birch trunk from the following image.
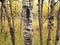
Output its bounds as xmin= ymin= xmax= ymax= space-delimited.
xmin=22 ymin=0 xmax=34 ymax=45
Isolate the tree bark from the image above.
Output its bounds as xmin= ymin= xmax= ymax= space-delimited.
xmin=55 ymin=0 xmax=60 ymax=45
xmin=22 ymin=0 xmax=34 ymax=45
xmin=38 ymin=0 xmax=44 ymax=45
xmin=9 ymin=0 xmax=15 ymax=45
xmin=1 ymin=4 xmax=3 ymax=32
xmin=1 ymin=0 xmax=15 ymax=45
xmin=47 ymin=0 xmax=55 ymax=45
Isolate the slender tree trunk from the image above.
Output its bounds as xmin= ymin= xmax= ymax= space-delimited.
xmin=5 ymin=6 xmax=15 ymax=45
xmin=1 ymin=3 xmax=3 ymax=32
xmin=47 ymin=0 xmax=55 ymax=45
xmin=38 ymin=0 xmax=44 ymax=45
xmin=9 ymin=0 xmax=15 ymax=45
xmin=55 ymin=0 xmax=60 ymax=45
xmin=22 ymin=0 xmax=34 ymax=45
xmin=1 ymin=1 xmax=15 ymax=45
xmin=9 ymin=0 xmax=15 ymax=29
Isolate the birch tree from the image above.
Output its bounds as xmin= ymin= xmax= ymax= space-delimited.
xmin=9 ymin=0 xmax=15 ymax=28
xmin=55 ymin=0 xmax=60 ymax=45
xmin=9 ymin=0 xmax=15 ymax=45
xmin=47 ymin=0 xmax=55 ymax=45
xmin=1 ymin=3 xmax=3 ymax=32
xmin=0 ymin=2 xmax=6 ymax=32
xmin=38 ymin=0 xmax=44 ymax=45
xmin=0 ymin=0 xmax=5 ymax=32
xmin=22 ymin=0 xmax=34 ymax=45
xmin=47 ymin=0 xmax=54 ymax=45
xmin=0 ymin=0 xmax=15 ymax=45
